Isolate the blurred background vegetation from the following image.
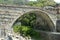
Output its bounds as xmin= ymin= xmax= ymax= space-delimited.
xmin=0 ymin=0 xmax=56 ymax=7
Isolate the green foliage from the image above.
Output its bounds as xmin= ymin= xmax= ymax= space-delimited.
xmin=19 ymin=13 xmax=36 ymax=27
xmin=13 ymin=25 xmax=36 ymax=36
xmin=27 ymin=0 xmax=56 ymax=7
xmin=20 ymin=26 xmax=31 ymax=36
xmin=13 ymin=25 xmax=41 ymax=40
xmin=13 ymin=25 xmax=21 ymax=33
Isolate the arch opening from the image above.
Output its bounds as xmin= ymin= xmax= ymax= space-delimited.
xmin=12 ymin=11 xmax=55 ymax=32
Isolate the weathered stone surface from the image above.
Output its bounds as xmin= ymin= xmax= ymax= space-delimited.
xmin=0 ymin=5 xmax=57 ymax=40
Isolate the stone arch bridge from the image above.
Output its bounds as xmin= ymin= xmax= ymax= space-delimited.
xmin=0 ymin=5 xmax=57 ymax=39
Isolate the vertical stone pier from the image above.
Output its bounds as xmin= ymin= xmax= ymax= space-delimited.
xmin=56 ymin=14 xmax=60 ymax=32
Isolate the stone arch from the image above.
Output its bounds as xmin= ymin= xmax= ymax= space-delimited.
xmin=12 ymin=10 xmax=55 ymax=32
